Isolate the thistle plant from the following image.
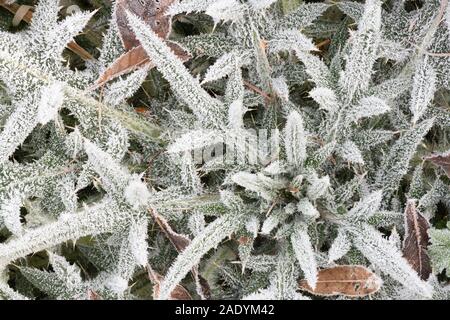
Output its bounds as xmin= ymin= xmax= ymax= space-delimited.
xmin=0 ymin=0 xmax=449 ymax=300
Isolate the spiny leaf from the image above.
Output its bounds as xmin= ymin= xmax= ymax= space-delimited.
xmin=158 ymin=211 xmax=243 ymax=300
xmin=429 ymin=227 xmax=450 ymax=277
xmin=291 ymin=221 xmax=318 ymax=290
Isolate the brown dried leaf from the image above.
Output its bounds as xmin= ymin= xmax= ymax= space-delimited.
xmin=149 ymin=209 xmax=211 ymax=299
xmin=402 ymin=199 xmax=432 ymax=280
xmin=148 ymin=265 xmax=192 ymax=300
xmin=196 ymin=273 xmax=212 ymax=299
xmin=94 ymin=0 xmax=191 ymax=87
xmin=87 ymin=289 xmax=102 ymax=300
xmin=95 ymin=45 xmax=150 ymax=88
xmin=424 ymin=151 xmax=450 ymax=178
xmin=94 ymin=41 xmax=190 ymax=88
xmin=298 ymin=265 xmax=382 ymax=297
xmin=115 ymin=0 xmax=175 ymax=50
xmin=150 ymin=208 xmax=191 ymax=252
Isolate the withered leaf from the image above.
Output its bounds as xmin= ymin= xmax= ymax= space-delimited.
xmin=298 ymin=265 xmax=382 ymax=297
xmin=94 ymin=41 xmax=190 ymax=88
xmin=148 ymin=264 xmax=192 ymax=300
xmin=115 ymin=0 xmax=175 ymax=51
xmin=149 ymin=208 xmax=191 ymax=252
xmin=95 ymin=45 xmax=149 ymax=88
xmin=402 ymin=199 xmax=432 ymax=280
xmin=93 ymin=0 xmax=191 ymax=87
xmin=87 ymin=289 xmax=102 ymax=300
xmin=424 ymin=151 xmax=450 ymax=178
xmin=149 ymin=209 xmax=211 ymax=299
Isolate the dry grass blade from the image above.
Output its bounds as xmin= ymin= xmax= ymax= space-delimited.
xmin=298 ymin=265 xmax=382 ymax=297
xmin=402 ymin=199 xmax=432 ymax=280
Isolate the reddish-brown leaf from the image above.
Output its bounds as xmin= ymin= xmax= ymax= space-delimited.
xmin=94 ymin=0 xmax=191 ymax=87
xmin=94 ymin=41 xmax=190 ymax=89
xmin=402 ymin=199 xmax=432 ymax=280
xmin=87 ymin=289 xmax=102 ymax=300
xmin=298 ymin=265 xmax=382 ymax=297
xmin=149 ymin=209 xmax=211 ymax=299
xmin=424 ymin=151 xmax=450 ymax=178
xmin=149 ymin=208 xmax=191 ymax=252
xmin=95 ymin=45 xmax=150 ymax=88
xmin=115 ymin=0 xmax=175 ymax=50
xmin=238 ymin=236 xmax=251 ymax=245
xmin=148 ymin=265 xmax=192 ymax=300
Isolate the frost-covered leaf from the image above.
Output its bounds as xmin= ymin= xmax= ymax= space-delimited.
xmin=201 ymin=51 xmax=242 ymax=84
xmin=429 ymin=227 xmax=450 ymax=277
xmin=350 ymin=96 xmax=390 ymax=122
xmin=346 ymin=191 xmax=383 ymax=221
xmin=338 ymin=140 xmax=365 ymax=165
xmin=0 ymin=96 xmax=39 ymax=163
xmin=293 ymin=52 xmax=332 ymax=88
xmin=349 ymin=223 xmax=432 ymax=298
xmin=231 ymin=172 xmax=284 ymax=201
xmin=284 ymin=111 xmax=307 ymax=167
xmin=279 ymin=3 xmax=330 ymax=30
xmin=291 ymin=221 xmax=318 ymax=289
xmin=37 ymin=82 xmax=65 ymax=125
xmin=148 ymin=267 xmax=192 ymax=300
xmin=159 ymin=195 xmax=246 ymax=300
xmin=227 ymin=100 xmax=247 ymax=129
xmin=249 ymin=0 xmax=277 ymax=11
xmin=126 ymin=11 xmax=225 ymax=128
xmin=128 ymin=218 xmax=149 ymax=266
xmin=374 ymin=119 xmax=434 ymax=194
xmin=297 ymin=199 xmax=319 ymax=220
xmin=328 ymin=229 xmax=352 ymax=263
xmin=205 ymin=0 xmax=246 ymax=24
xmin=339 ymin=0 xmax=382 ymax=101
xmin=159 ymin=195 xmax=244 ymax=299
xmin=168 ymin=130 xmax=223 ymax=154
xmin=336 ymin=1 xmax=364 ymax=22
xmin=410 ymin=58 xmax=437 ymax=124
xmin=309 ymin=87 xmax=339 ymax=113
xmin=271 ymin=77 xmax=290 ymax=101
xmin=104 ymin=66 xmax=150 ymax=107
xmin=46 ymin=10 xmax=96 ymax=58
xmin=0 ymin=0 xmax=448 ymax=301
xmin=167 ymin=0 xmax=217 ymax=16
xmin=20 ymin=253 xmax=84 ymax=299
xmin=306 ymin=174 xmax=330 ymax=201
xmin=0 ymin=192 xmax=23 ymax=236
xmin=269 ymin=29 xmax=317 ymax=55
